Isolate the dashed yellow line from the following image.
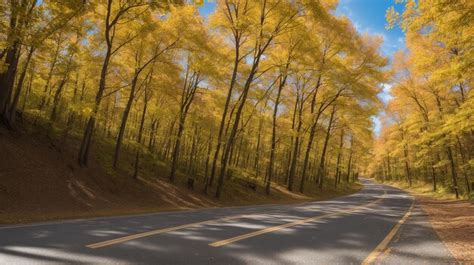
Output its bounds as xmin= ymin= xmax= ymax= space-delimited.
xmin=87 ymin=187 xmax=388 ymax=250
xmin=86 ymin=214 xmax=247 ymax=249
xmin=209 ymin=190 xmax=387 ymax=247
xmin=361 ymin=200 xmax=415 ymax=265
xmin=209 ymin=212 xmax=342 ymax=247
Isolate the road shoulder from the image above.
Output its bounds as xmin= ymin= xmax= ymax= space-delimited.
xmin=376 ymin=203 xmax=457 ymax=264
xmin=415 ymin=196 xmax=473 ymax=263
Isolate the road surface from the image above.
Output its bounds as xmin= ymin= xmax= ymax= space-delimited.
xmin=0 ymin=179 xmax=457 ymax=264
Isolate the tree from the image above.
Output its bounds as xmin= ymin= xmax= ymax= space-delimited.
xmin=369 ymin=0 xmax=473 ymax=198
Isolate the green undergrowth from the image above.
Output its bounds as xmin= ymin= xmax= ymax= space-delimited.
xmin=382 ymin=179 xmax=473 ymax=200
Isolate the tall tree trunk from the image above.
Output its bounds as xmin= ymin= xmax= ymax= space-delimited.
xmin=170 ymin=70 xmax=200 ymax=182
xmin=50 ymin=53 xmax=74 ymax=123
xmin=254 ymin=118 xmax=263 ymax=177
xmin=162 ymin=118 xmax=176 ymax=161
xmin=21 ymin=68 xmax=34 ymax=114
xmin=457 ymin=136 xmax=471 ymax=194
xmin=78 ymin=0 xmax=134 ymax=166
xmin=346 ymin=136 xmax=353 ymax=184
xmin=334 ymin=129 xmax=344 ymax=188
xmin=299 ymin=111 xmax=321 ymax=192
xmin=113 ymin=75 xmax=138 ymax=168
xmin=1 ymin=0 xmax=37 ymax=127
xmin=447 ymin=146 xmax=460 ymax=198
xmin=298 ymin=68 xmax=324 ymax=193
xmin=170 ymin=115 xmax=186 ymax=182
xmin=285 ymin=93 xmax=299 ymax=185
xmin=61 ymin=75 xmax=80 ymax=145
xmin=403 ymin=145 xmax=412 ymax=187
xmin=317 ymin=105 xmax=336 ymax=189
xmin=36 ymin=36 xmax=61 ymax=124
xmin=234 ymin=133 xmax=245 ymax=167
xmin=288 ymin=92 xmax=303 ymax=191
xmin=215 ymin=53 xmax=264 ymax=198
xmin=266 ymin=74 xmax=286 ymax=195
xmin=8 ymin=46 xmax=35 ymax=125
xmin=0 ymin=42 xmax=20 ymax=127
xmin=78 ymin=42 xmax=112 ymax=166
xmin=133 ymin=91 xmax=149 ymax=179
xmin=430 ymin=158 xmax=437 ymax=191
xmin=433 ymin=92 xmax=460 ymax=197
xmin=187 ymin=125 xmax=199 ymax=176
xmin=148 ymin=118 xmax=159 ymax=152
xmin=203 ymin=134 xmax=213 ymax=194
xmin=209 ymin=44 xmax=241 ymax=189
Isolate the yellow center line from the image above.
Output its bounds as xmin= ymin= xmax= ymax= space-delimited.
xmin=87 ymin=187 xmax=387 ymax=249
xmin=209 ymin=189 xmax=387 ymax=247
xmin=361 ymin=200 xmax=414 ymax=265
xmin=86 ymin=214 xmax=248 ymax=249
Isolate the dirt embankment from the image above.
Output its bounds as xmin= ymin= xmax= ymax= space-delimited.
xmin=416 ymin=196 xmax=474 ymax=263
xmin=0 ymin=127 xmax=219 ymax=224
xmin=0 ymin=127 xmax=360 ymax=225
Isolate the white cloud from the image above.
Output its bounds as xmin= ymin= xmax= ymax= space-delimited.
xmin=382 ymin=83 xmax=392 ymax=93
xmin=378 ymin=83 xmax=393 ymax=105
xmin=372 ymin=116 xmax=382 ymax=136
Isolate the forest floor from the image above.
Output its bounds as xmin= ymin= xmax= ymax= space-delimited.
xmin=0 ymin=125 xmax=361 ymax=225
xmin=383 ymin=180 xmax=474 ymax=263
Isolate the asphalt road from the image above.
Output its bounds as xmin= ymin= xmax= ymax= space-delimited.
xmin=0 ymin=179 xmax=457 ymax=264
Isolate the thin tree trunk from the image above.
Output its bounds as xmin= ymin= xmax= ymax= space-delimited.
xmin=288 ymin=91 xmax=303 ymax=191
xmin=317 ymin=105 xmax=336 ymax=189
xmin=8 ymin=46 xmax=35 ymax=125
xmin=285 ymin=93 xmax=299 ymax=185
xmin=447 ymin=146 xmax=460 ymax=198
xmin=36 ymin=36 xmax=61 ymax=124
xmin=148 ymin=118 xmax=159 ymax=152
xmin=170 ymin=115 xmax=186 ymax=181
xmin=113 ymin=75 xmax=138 ymax=168
xmin=133 ymin=89 xmax=149 ymax=179
xmin=346 ymin=137 xmax=353 ymax=183
xmin=78 ymin=44 xmax=112 ymax=166
xmin=209 ymin=43 xmax=241 ymax=189
xmin=457 ymin=136 xmax=471 ymax=194
xmin=254 ymin=118 xmax=263 ymax=177
xmin=203 ymin=134 xmax=213 ymax=193
xmin=298 ymin=65 xmax=324 ymax=193
xmin=334 ymin=129 xmax=344 ymax=188
xmin=170 ymin=70 xmax=200 ymax=182
xmin=50 ymin=53 xmax=74 ymax=123
xmin=21 ymin=69 xmax=34 ymax=114
xmin=215 ymin=55 xmax=263 ymax=198
xmin=266 ymin=74 xmax=286 ymax=194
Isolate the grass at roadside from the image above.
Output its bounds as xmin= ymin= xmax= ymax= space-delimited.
xmin=383 ymin=180 xmax=472 ymax=200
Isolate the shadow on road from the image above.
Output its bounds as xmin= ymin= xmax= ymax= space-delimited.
xmin=0 ymin=180 xmax=456 ymax=264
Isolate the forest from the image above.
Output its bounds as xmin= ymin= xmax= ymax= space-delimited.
xmin=0 ymin=0 xmax=471 ymax=200
xmin=370 ymin=0 xmax=473 ymax=198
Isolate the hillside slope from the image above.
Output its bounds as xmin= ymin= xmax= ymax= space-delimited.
xmin=0 ymin=127 xmax=360 ymax=225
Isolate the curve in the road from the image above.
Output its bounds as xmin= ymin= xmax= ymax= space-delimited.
xmin=0 ymin=179 xmax=456 ymax=265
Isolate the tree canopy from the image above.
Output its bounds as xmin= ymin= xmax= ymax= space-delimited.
xmin=369 ymin=0 xmax=473 ymax=198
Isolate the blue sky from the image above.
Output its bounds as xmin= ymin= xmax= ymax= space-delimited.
xmin=334 ymin=0 xmax=406 ymax=134
xmin=198 ymin=0 xmax=406 ymax=57
xmin=197 ymin=0 xmax=406 ymax=135
xmin=335 ymin=0 xmax=405 ymax=59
